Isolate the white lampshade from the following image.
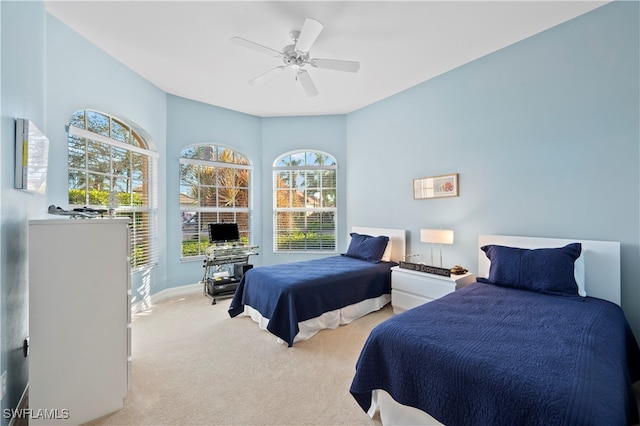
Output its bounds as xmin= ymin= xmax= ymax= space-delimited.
xmin=420 ymin=229 xmax=454 ymax=245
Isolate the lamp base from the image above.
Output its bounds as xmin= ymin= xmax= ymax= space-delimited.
xmin=399 ymin=261 xmax=451 ymax=277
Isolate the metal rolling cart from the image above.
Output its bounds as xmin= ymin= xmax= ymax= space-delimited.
xmin=202 ymin=244 xmax=258 ymax=304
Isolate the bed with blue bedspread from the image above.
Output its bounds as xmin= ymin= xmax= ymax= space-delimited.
xmin=350 ymin=235 xmax=640 ymax=425
xmin=228 ymin=227 xmax=405 ymax=346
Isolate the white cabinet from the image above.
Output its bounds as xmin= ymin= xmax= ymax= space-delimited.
xmin=391 ymin=266 xmax=474 ymax=314
xmin=29 ymin=218 xmax=131 ymax=425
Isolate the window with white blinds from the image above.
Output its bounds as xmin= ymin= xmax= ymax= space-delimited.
xmin=273 ymin=151 xmax=337 ymax=252
xmin=67 ymin=109 xmax=159 ymax=270
xmin=179 ymin=144 xmax=253 ymax=258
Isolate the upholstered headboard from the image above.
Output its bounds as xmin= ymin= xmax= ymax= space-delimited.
xmin=478 ymin=235 xmax=621 ymax=305
xmin=351 ymin=227 xmax=406 ymax=263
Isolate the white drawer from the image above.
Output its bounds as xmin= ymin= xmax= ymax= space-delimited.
xmin=392 ymin=271 xmax=455 ymax=300
xmin=391 ymin=289 xmax=434 ymax=313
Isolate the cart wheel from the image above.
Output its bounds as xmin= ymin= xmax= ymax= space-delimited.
xmin=212 ymin=299 xmax=216 ymax=305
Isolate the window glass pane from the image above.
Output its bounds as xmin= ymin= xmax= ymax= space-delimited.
xmin=131 ymin=131 xmax=143 ymax=148
xmin=179 ymin=163 xmax=198 ymax=186
xmin=131 ymin=179 xmax=146 ymax=205
xmin=235 ymin=188 xmax=249 ymax=208
xmin=70 ymin=110 xmax=85 ymax=129
xmin=236 ymin=169 xmax=250 ymax=188
xmin=273 ymin=150 xmax=336 ymax=252
xmin=200 ymin=146 xmax=215 ymax=161
xmin=68 ymin=109 xmax=157 ymax=270
xmin=275 ymin=189 xmax=290 ymax=208
xmin=275 ymin=155 xmax=291 ymax=167
xmin=321 ymin=188 xmax=336 ymax=208
xmin=290 ymin=152 xmax=305 ymax=166
xmin=179 ymin=144 xmax=253 ymax=258
xmin=87 ymin=172 xmax=109 ymax=192
xmin=235 ymin=154 xmax=249 ymax=166
xmin=200 ymin=186 xmax=218 ymax=207
xmin=131 ymin=152 xmax=144 ymax=180
xmin=87 ymin=139 xmax=110 ymax=173
xmin=322 ymin=170 xmax=336 ymax=188
xmin=112 ymin=146 xmax=130 ymax=176
xmin=68 ymin=135 xmax=86 ymax=168
xmin=200 ymin=165 xmax=216 ymax=186
xmin=180 ymin=146 xmax=199 ymax=160
xmin=113 ymin=176 xmax=131 ymax=195
xmin=68 ymin=171 xmax=86 ymax=204
xmin=216 ymin=166 xmax=234 ymax=187
xmin=218 ymin=148 xmax=234 ymax=164
xmin=111 ymin=119 xmax=129 ymax=143
xmin=275 ymin=171 xmax=292 ymax=190
xmin=86 ymin=111 xmax=110 ymax=137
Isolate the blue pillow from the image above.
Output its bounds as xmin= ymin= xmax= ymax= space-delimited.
xmin=344 ymin=233 xmax=389 ymax=263
xmin=479 ymin=243 xmax=582 ymax=296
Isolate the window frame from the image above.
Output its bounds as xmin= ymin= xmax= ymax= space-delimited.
xmin=179 ymin=144 xmax=254 ymax=260
xmin=273 ymin=150 xmax=338 ymax=253
xmin=67 ymin=109 xmax=159 ymax=271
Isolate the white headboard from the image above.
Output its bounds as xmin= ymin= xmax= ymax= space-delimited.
xmin=351 ymin=226 xmax=406 ymax=263
xmin=478 ymin=235 xmax=621 ymax=305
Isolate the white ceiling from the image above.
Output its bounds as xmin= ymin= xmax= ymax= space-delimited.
xmin=44 ymin=1 xmax=608 ymax=117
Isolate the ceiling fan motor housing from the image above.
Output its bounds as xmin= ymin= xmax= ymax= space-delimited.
xmin=282 ymin=44 xmax=310 ymax=69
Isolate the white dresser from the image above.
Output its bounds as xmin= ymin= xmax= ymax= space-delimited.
xmin=391 ymin=266 xmax=475 ymax=314
xmin=29 ymin=218 xmax=131 ymax=425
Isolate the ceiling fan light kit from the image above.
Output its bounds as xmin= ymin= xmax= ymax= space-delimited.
xmin=231 ymin=18 xmax=360 ymax=97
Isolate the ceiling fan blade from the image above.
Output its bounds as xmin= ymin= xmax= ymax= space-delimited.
xmin=231 ymin=37 xmax=282 ymax=57
xmin=295 ymin=18 xmax=323 ymax=53
xmin=297 ymin=70 xmax=319 ymax=97
xmin=249 ymin=66 xmax=287 ymax=86
xmin=311 ymin=58 xmax=360 ymax=73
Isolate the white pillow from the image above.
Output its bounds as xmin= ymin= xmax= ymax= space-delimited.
xmin=381 ymin=240 xmax=393 ymax=262
xmin=575 ymin=252 xmax=586 ymax=297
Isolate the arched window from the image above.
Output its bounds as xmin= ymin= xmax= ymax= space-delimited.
xmin=180 ymin=144 xmax=253 ymax=258
xmin=67 ymin=109 xmax=159 ymax=269
xmin=273 ymin=150 xmax=337 ymax=252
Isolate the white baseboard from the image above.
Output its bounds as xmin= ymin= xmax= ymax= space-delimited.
xmin=131 ymin=282 xmax=202 ymax=313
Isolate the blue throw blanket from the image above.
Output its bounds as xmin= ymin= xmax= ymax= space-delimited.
xmin=228 ymin=256 xmax=394 ymax=346
xmin=350 ymin=282 xmax=640 ymax=425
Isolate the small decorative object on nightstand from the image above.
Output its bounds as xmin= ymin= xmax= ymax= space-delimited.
xmin=391 ymin=266 xmax=475 ymax=314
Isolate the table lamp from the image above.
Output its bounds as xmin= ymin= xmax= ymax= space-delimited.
xmin=420 ymin=229 xmax=454 ymax=268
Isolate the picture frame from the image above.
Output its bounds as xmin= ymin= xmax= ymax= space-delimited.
xmin=413 ymin=173 xmax=458 ymax=199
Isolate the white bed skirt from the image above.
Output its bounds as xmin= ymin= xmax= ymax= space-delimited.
xmin=369 ymin=389 xmax=443 ymax=425
xmin=242 ymin=294 xmax=391 ymax=344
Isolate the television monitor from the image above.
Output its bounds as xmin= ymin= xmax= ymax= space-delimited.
xmin=208 ymin=223 xmax=240 ymax=244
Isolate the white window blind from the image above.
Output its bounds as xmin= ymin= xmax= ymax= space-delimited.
xmin=273 ymin=151 xmax=337 ymax=252
xmin=67 ymin=110 xmax=159 ymax=270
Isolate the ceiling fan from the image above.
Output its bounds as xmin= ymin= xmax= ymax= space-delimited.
xmin=231 ymin=18 xmax=360 ymax=97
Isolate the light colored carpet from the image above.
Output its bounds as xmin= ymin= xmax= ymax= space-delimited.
xmin=85 ymin=292 xmax=640 ymax=426
xmin=85 ymin=293 xmax=388 ymax=426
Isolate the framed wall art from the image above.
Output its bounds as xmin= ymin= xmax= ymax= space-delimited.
xmin=413 ymin=173 xmax=458 ymax=199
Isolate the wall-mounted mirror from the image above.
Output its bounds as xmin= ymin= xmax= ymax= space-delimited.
xmin=15 ymin=118 xmax=49 ymax=194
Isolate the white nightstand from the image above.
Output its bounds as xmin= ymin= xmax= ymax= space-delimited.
xmin=391 ymin=266 xmax=475 ymax=314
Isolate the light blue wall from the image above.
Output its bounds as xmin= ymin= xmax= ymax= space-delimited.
xmin=45 ymin=15 xmax=169 ymax=306
xmin=165 ymin=95 xmax=262 ymax=288
xmin=165 ymin=105 xmax=347 ymax=285
xmin=261 ymin=115 xmax=347 ymax=265
xmin=1 ymin=2 xmax=47 ymax=422
xmin=347 ymin=1 xmax=640 ymax=335
xmin=0 ymin=1 xmax=638 ymax=418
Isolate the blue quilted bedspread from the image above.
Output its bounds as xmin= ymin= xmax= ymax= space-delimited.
xmin=228 ymin=256 xmax=394 ymax=346
xmin=350 ymin=282 xmax=640 ymax=425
